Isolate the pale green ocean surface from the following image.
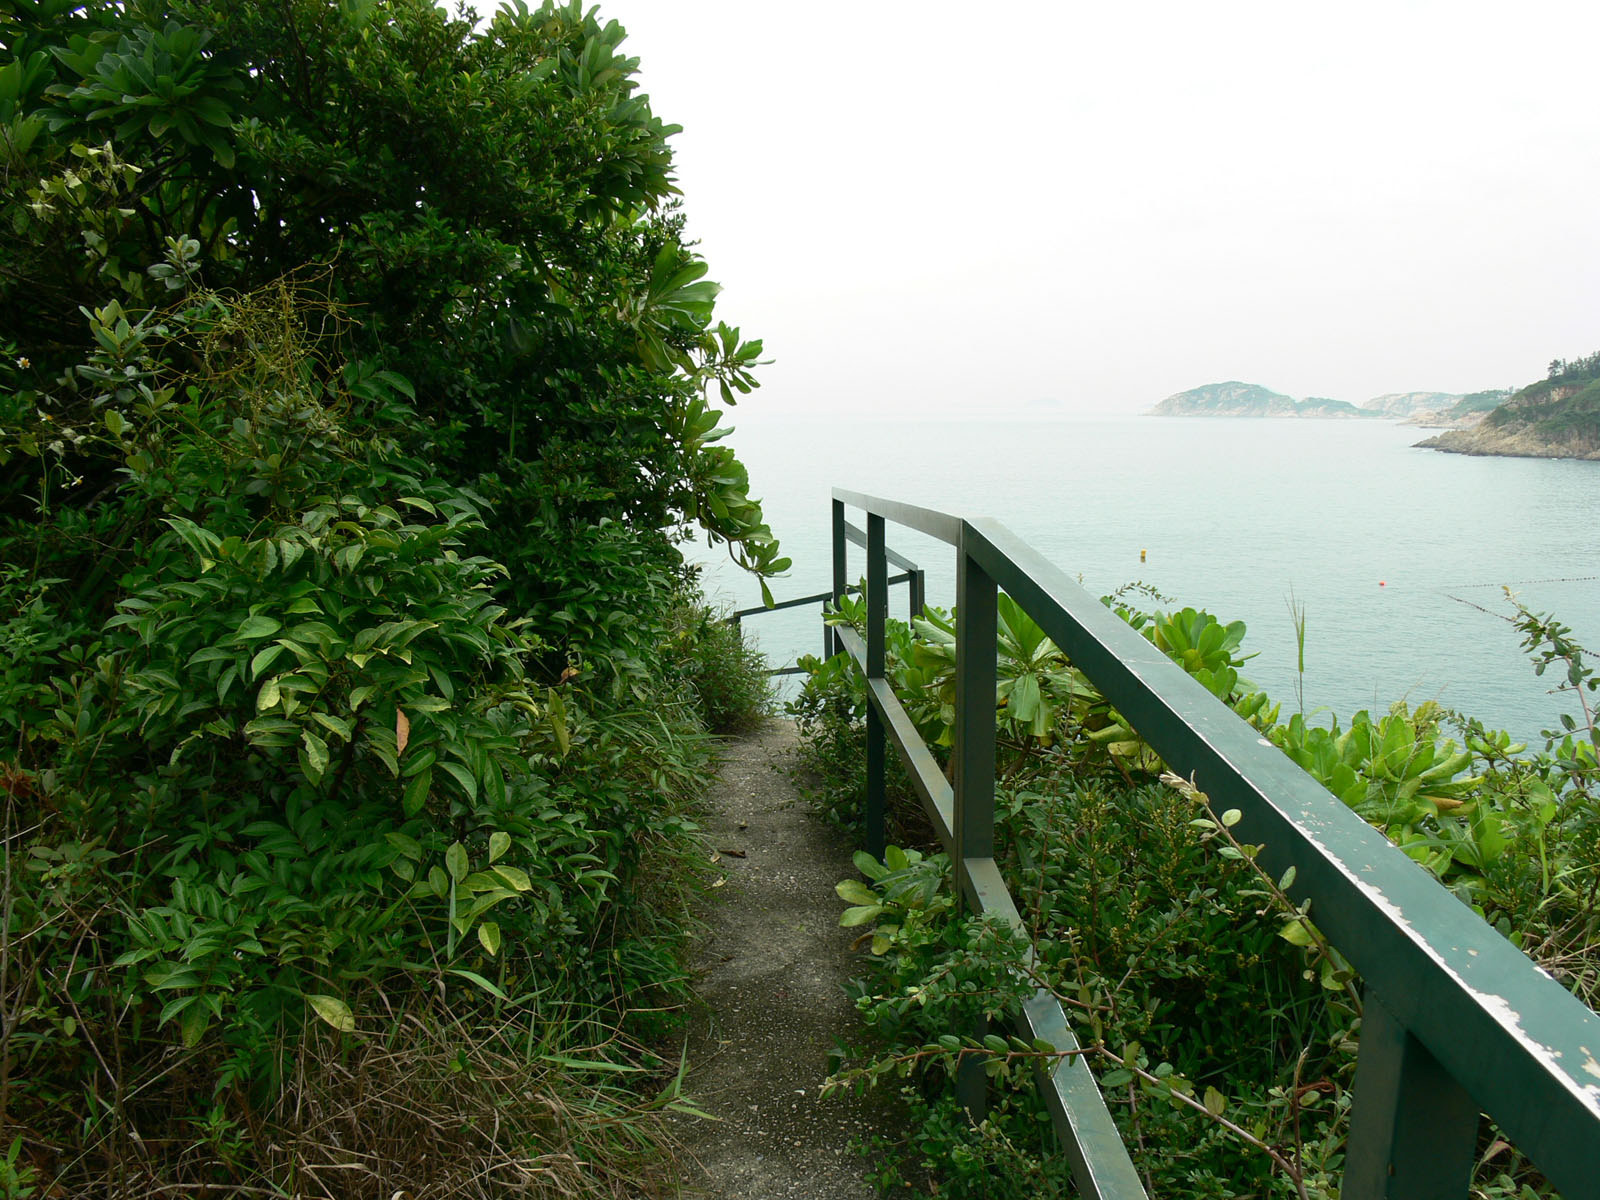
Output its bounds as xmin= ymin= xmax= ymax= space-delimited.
xmin=684 ymin=415 xmax=1600 ymax=749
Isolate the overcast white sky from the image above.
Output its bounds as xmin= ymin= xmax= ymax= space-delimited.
xmin=482 ymin=1 xmax=1600 ymax=416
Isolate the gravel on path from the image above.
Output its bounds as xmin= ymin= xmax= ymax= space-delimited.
xmin=668 ymin=718 xmax=904 ymax=1199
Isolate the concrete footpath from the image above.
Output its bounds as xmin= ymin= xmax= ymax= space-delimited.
xmin=668 ymin=719 xmax=904 ymax=1199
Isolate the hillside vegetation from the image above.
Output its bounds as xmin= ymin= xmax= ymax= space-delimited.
xmin=0 ymin=1 xmax=778 ymax=1194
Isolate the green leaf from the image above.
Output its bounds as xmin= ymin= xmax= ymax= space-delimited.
xmin=546 ymin=688 xmax=569 ymax=756
xmin=1203 ymin=1085 xmax=1225 ymax=1115
xmin=179 ymin=1000 xmax=211 ymax=1048
xmin=311 ymin=712 xmax=354 ymax=741
xmin=301 ymin=729 xmax=329 ymax=779
xmin=488 ymin=831 xmax=511 ymax=863
xmin=234 ymin=615 xmax=281 ymax=640
xmin=308 ymin=994 xmax=355 ymax=1033
xmin=1279 ymin=919 xmax=1314 ymax=947
xmin=402 ymin=767 xmax=431 ymax=817
xmin=385 ymin=831 xmax=422 ymax=860
xmin=445 ymin=968 xmax=508 ymax=1000
xmin=490 ymin=864 xmax=532 ymax=892
xmin=250 ymin=643 xmax=286 ymax=680
xmin=835 ymin=879 xmax=877 ymax=905
xmin=445 ymin=841 xmax=469 ymax=883
xmin=440 ymin=760 xmax=477 ymax=801
xmin=852 ymin=850 xmax=888 ymax=880
xmin=477 ymin=921 xmax=501 ymax=956
xmin=840 ymin=904 xmax=885 ymax=927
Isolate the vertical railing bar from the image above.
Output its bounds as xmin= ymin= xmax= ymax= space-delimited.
xmin=865 ymin=513 xmax=887 ymax=860
xmin=830 ymin=498 xmax=847 ymax=658
xmin=1343 ymin=992 xmax=1479 ymax=1199
xmin=953 ymin=524 xmax=997 ymax=877
xmin=952 ymin=520 xmax=998 ymax=1119
xmin=911 ymin=567 xmax=926 ymax=622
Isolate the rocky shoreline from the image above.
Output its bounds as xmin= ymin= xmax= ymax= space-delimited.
xmin=1415 ymin=425 xmax=1600 ymax=461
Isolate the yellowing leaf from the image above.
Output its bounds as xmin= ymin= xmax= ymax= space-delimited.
xmin=840 ymin=904 xmax=885 ymax=927
xmin=1279 ymin=919 xmax=1314 ymax=947
xmin=301 ymin=729 xmax=329 ymax=779
xmin=490 ymin=864 xmax=531 ymax=892
xmin=835 ymin=879 xmax=877 ymax=905
xmin=396 ymin=708 xmax=411 ymax=757
xmin=477 ymin=921 xmax=501 ymax=956
xmin=308 ymin=994 xmax=355 ymax=1033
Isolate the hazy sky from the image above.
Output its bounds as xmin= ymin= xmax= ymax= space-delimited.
xmin=481 ymin=1 xmax=1600 ymax=416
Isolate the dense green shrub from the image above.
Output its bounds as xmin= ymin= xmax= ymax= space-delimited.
xmin=0 ymin=1 xmax=783 ymax=1193
xmin=1 ymin=0 xmax=787 ymax=670
xmin=0 ymin=282 xmax=729 ymax=1193
xmin=665 ymin=607 xmax=774 ymax=736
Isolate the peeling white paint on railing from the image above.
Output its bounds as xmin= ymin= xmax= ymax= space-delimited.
xmin=1294 ymin=814 xmax=1600 ymax=1120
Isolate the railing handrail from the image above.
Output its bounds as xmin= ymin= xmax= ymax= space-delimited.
xmin=831 ymin=486 xmax=1600 ymax=1200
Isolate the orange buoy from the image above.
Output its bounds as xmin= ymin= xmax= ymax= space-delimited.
xmin=1379 ymin=581 xmax=1386 ymax=587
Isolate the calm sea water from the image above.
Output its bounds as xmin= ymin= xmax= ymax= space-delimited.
xmin=685 ymin=415 xmax=1600 ymax=749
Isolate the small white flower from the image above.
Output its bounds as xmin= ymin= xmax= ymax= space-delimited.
xmin=16 ymin=357 xmax=29 ymax=370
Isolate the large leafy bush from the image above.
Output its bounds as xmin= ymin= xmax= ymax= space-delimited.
xmin=0 ymin=1 xmax=781 ymax=1193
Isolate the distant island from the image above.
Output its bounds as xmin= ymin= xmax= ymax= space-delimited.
xmin=1416 ymin=353 xmax=1600 ymax=461
xmin=1147 ymin=381 xmax=1505 ymax=422
xmin=1148 ymin=365 xmax=1599 ymax=461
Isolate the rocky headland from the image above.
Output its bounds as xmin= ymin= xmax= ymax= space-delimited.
xmin=1416 ymin=375 xmax=1600 ymax=460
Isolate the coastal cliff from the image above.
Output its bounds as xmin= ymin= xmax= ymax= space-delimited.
xmin=1417 ymin=362 xmax=1600 ymax=461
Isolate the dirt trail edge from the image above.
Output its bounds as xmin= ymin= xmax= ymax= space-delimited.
xmin=669 ymin=718 xmax=900 ymax=1199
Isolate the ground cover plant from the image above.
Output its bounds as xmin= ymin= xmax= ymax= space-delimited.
xmin=0 ymin=1 xmax=781 ymax=1194
xmin=795 ymin=588 xmax=1599 ymax=1198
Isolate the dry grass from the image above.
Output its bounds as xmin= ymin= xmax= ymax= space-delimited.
xmin=271 ymin=1005 xmax=680 ymax=1200
xmin=9 ymin=995 xmax=688 ymax=1200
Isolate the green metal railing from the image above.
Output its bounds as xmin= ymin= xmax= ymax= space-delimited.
xmin=726 ymin=518 xmax=925 ymax=675
xmin=826 ymin=487 xmax=1600 ymax=1200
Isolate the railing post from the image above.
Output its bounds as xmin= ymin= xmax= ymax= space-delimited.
xmin=910 ymin=567 xmax=926 ymax=623
xmin=865 ymin=512 xmax=887 ymax=860
xmin=830 ymin=498 xmax=847 ymax=658
xmin=1343 ymin=993 xmax=1478 ymax=1199
xmin=953 ymin=523 xmax=997 ymax=1121
xmin=953 ymin=528 xmax=997 ymax=902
